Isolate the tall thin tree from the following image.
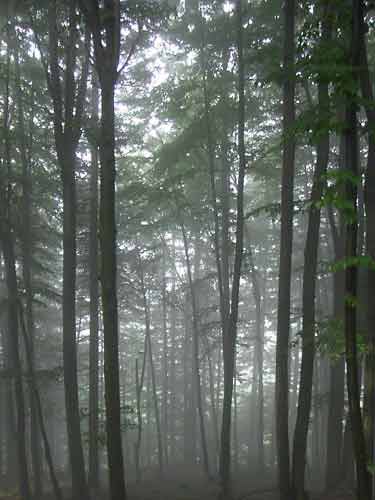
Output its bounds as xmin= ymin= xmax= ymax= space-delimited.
xmin=275 ymin=1 xmax=296 ymax=499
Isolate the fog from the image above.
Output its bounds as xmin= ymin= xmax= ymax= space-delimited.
xmin=0 ymin=2 xmax=372 ymax=500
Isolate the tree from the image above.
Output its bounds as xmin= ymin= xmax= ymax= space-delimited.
xmin=219 ymin=0 xmax=247 ymax=496
xmin=291 ymin=4 xmax=332 ymax=499
xmin=275 ymin=0 xmax=296 ymax=499
xmin=32 ymin=1 xmax=90 ymax=498
xmin=77 ymin=2 xmax=131 ymax=498
xmin=343 ymin=2 xmax=371 ymax=499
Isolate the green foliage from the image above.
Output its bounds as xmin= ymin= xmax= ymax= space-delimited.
xmin=316 ymin=317 xmax=367 ymax=359
xmin=316 ymin=318 xmax=344 ymax=359
xmin=330 ymin=255 xmax=375 ymax=273
xmin=316 ymin=169 xmax=361 ymax=222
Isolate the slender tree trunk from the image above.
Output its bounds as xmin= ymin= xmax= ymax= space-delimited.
xmin=205 ymin=337 xmax=220 ymax=467
xmin=134 ymin=339 xmax=147 ymax=482
xmin=0 ymin=27 xmax=31 ymax=497
xmin=344 ymin=4 xmax=371 ymax=499
xmin=14 ymin=40 xmax=43 ymax=499
xmin=45 ymin=3 xmax=90 ymax=498
xmin=18 ymin=307 xmax=63 ymax=500
xmin=291 ymin=8 xmax=331 ymax=498
xmin=325 ymin=176 xmax=346 ymax=490
xmin=169 ymin=247 xmax=177 ymax=462
xmin=88 ymin=73 xmax=100 ymax=493
xmin=275 ymin=0 xmax=296 ymax=498
xmin=358 ymin=13 xmax=375 ymax=497
xmin=0 ymin=231 xmax=31 ymax=500
xmin=247 ymin=242 xmax=265 ymax=475
xmin=138 ymin=254 xmax=164 ymax=476
xmin=1 ymin=325 xmax=17 ymax=489
xmin=219 ymin=1 xmax=246 ymax=496
xmin=181 ymin=224 xmax=210 ymax=477
xmin=161 ymin=252 xmax=169 ymax=465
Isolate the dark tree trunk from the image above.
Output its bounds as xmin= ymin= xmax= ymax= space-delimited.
xmin=291 ymin=7 xmax=331 ymax=498
xmin=0 ymin=222 xmax=31 ymax=500
xmin=45 ymin=3 xmax=90 ymax=499
xmin=219 ymin=1 xmax=246 ymax=496
xmin=0 ymin=25 xmax=31 ymax=497
xmin=344 ymin=3 xmax=371 ymax=499
xmin=358 ymin=11 xmax=375 ymax=496
xmin=77 ymin=3 xmax=129 ymax=496
xmin=275 ymin=1 xmax=296 ymax=499
xmin=99 ymin=74 xmax=127 ymax=500
xmin=325 ymin=163 xmax=346 ymax=490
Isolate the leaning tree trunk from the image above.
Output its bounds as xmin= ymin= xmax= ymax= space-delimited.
xmin=275 ymin=0 xmax=296 ymax=499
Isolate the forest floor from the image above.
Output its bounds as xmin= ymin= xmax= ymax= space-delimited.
xmin=116 ymin=467 xmax=355 ymax=500
xmin=10 ymin=466 xmax=356 ymax=500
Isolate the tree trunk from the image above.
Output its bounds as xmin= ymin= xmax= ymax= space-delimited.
xmin=344 ymin=4 xmax=371 ymax=499
xmin=134 ymin=339 xmax=147 ymax=482
xmin=358 ymin=11 xmax=375 ymax=497
xmin=219 ymin=1 xmax=246 ymax=496
xmin=291 ymin=7 xmax=331 ymax=498
xmin=14 ymin=38 xmax=43 ymax=499
xmin=46 ymin=3 xmax=90 ymax=498
xmin=275 ymin=0 xmax=296 ymax=499
xmin=138 ymin=253 xmax=164 ymax=476
xmin=18 ymin=307 xmax=63 ymax=500
xmin=88 ymin=73 xmax=100 ymax=494
xmin=77 ymin=2 xmax=127 ymax=495
xmin=0 ymin=26 xmax=31 ymax=497
xmin=161 ymin=252 xmax=169 ymax=466
xmin=0 ymin=227 xmax=31 ymax=500
xmin=181 ymin=224 xmax=210 ymax=477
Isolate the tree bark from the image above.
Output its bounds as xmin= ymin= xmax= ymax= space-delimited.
xmin=275 ymin=1 xmax=296 ymax=499
xmin=45 ymin=3 xmax=90 ymax=498
xmin=357 ymin=11 xmax=375 ymax=497
xmin=219 ymin=0 xmax=246 ymax=494
xmin=291 ymin=7 xmax=331 ymax=498
xmin=77 ymin=3 xmax=128 ymax=497
xmin=344 ymin=3 xmax=371 ymax=499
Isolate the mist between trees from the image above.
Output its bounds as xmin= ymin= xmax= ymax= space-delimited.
xmin=0 ymin=2 xmax=374 ymax=500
